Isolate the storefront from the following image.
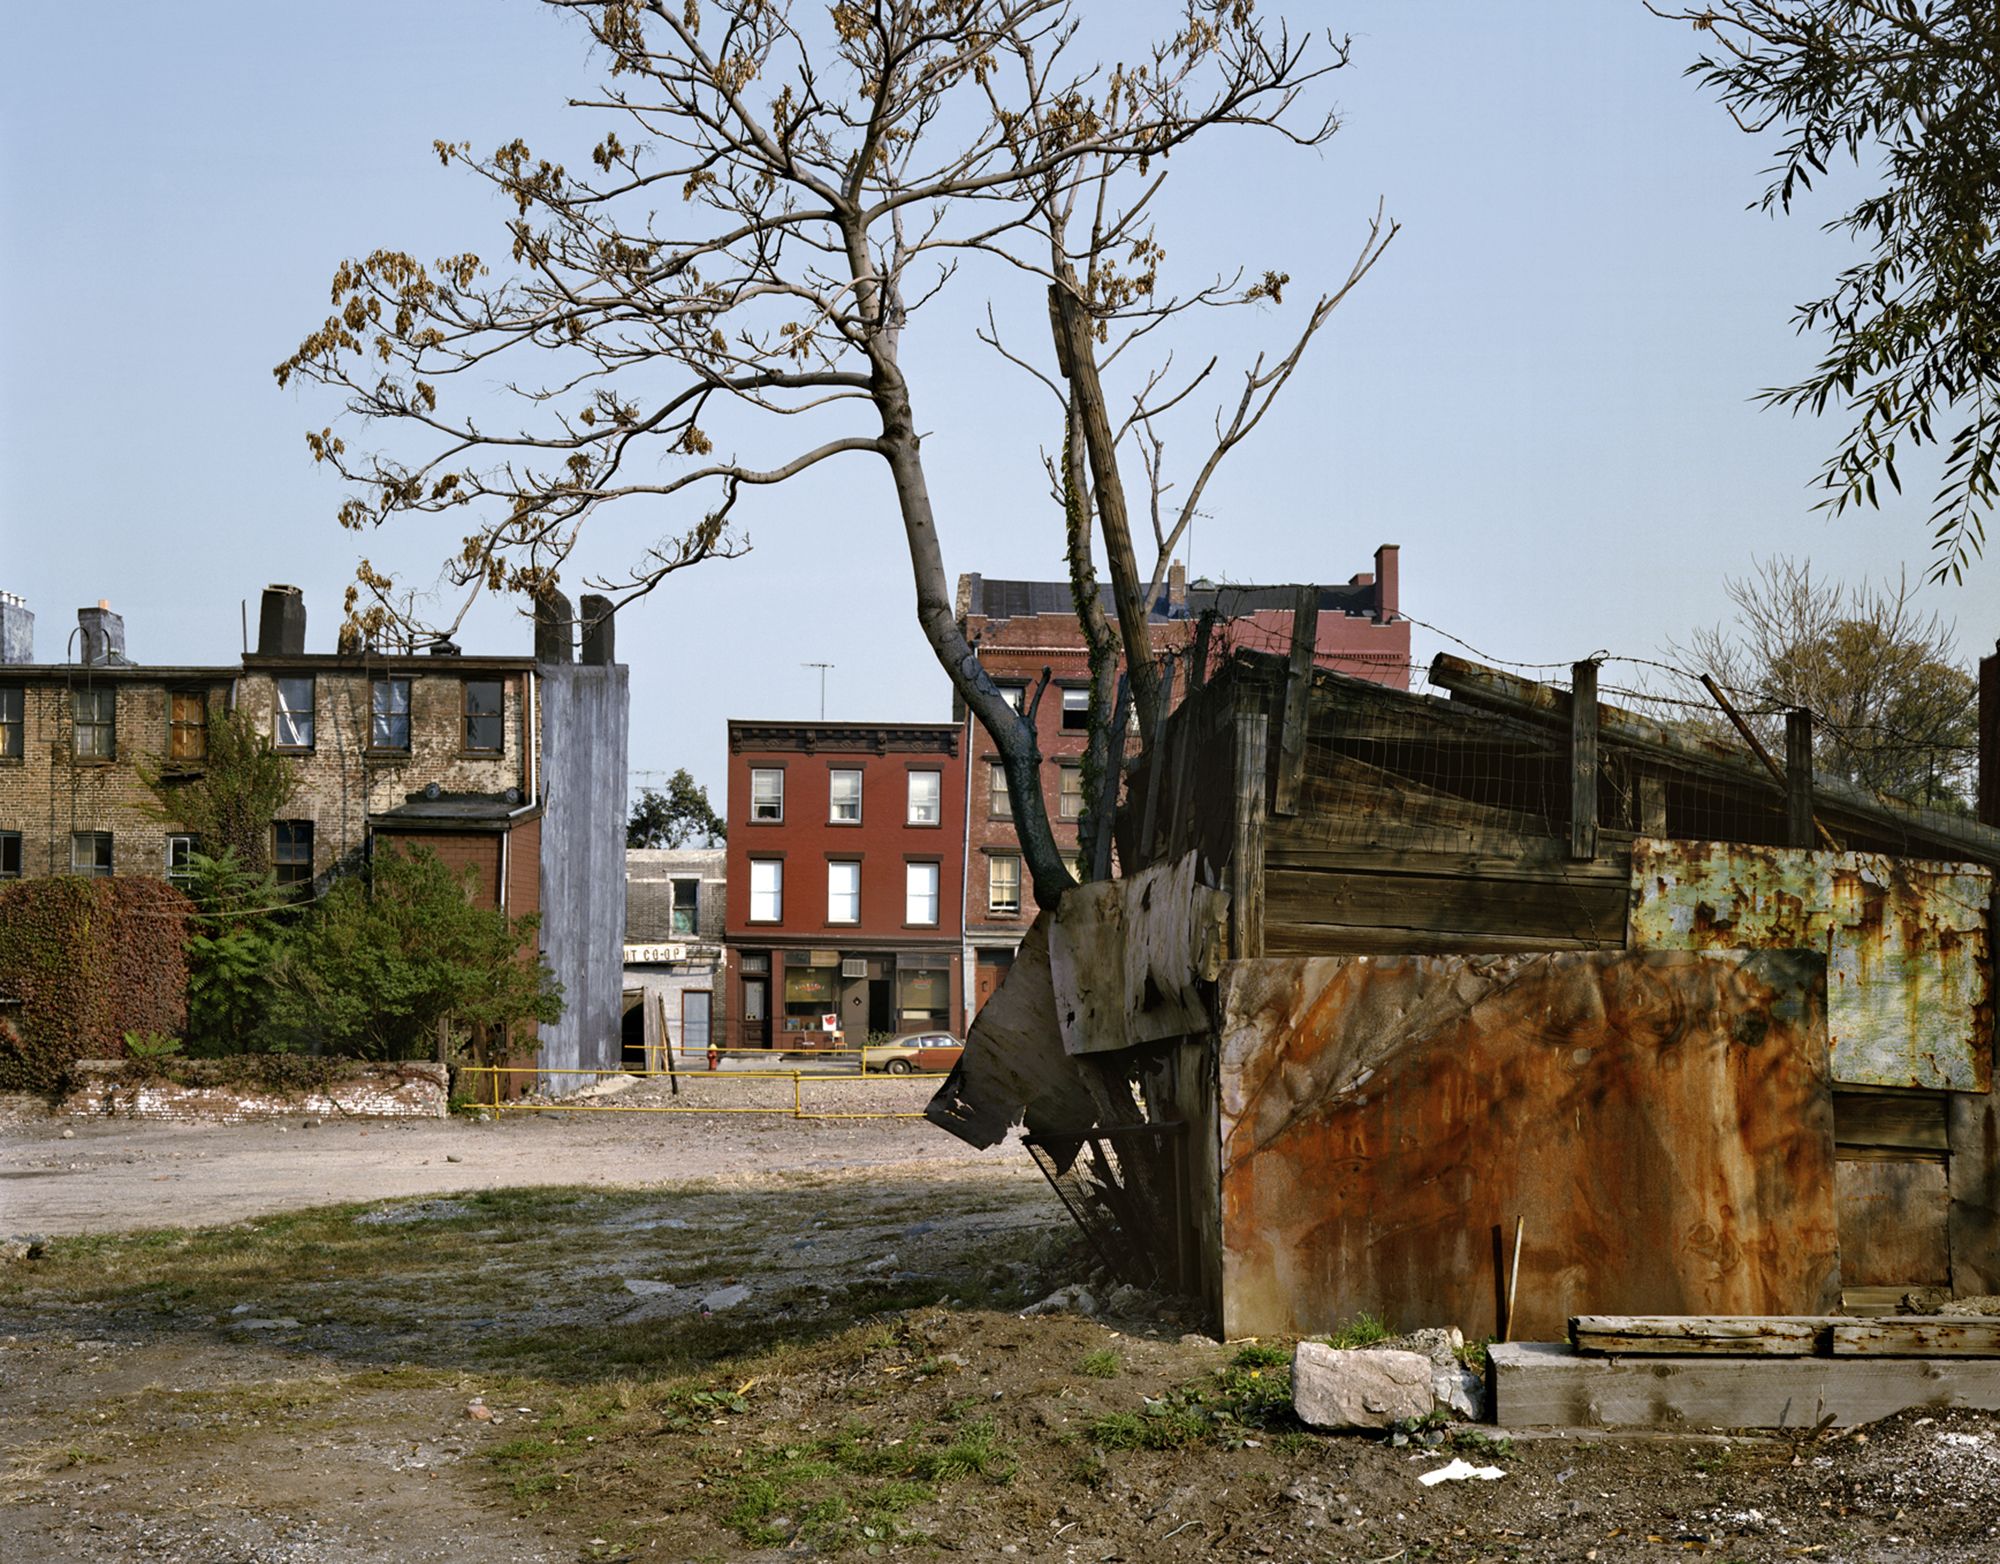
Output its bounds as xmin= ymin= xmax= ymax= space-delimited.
xmin=725 ymin=945 xmax=962 ymax=1051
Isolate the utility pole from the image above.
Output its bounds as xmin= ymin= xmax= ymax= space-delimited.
xmin=802 ymin=662 xmax=834 ymax=720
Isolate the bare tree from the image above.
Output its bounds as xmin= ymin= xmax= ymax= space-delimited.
xmin=276 ymin=0 xmax=1391 ymax=907
xmin=1673 ymin=557 xmax=1977 ymax=809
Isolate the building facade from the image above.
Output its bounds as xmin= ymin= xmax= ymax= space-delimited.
xmin=623 ymin=846 xmax=726 ymax=1069
xmin=721 ymin=720 xmax=966 ymax=1052
xmin=954 ymin=545 xmax=1411 ymax=1020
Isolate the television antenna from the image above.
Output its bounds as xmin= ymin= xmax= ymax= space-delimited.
xmin=802 ymin=662 xmax=834 ymax=720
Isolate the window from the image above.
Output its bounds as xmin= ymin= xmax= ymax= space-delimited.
xmin=829 ymin=768 xmax=863 ymax=823
xmin=827 ymin=860 xmax=861 ymax=924
xmin=462 ymin=679 xmax=503 ymax=752
xmin=1060 ymin=764 xmax=1084 ymax=820
xmin=1 ymin=687 xmax=24 ymax=759
xmin=70 ymin=831 xmax=112 ymax=877
xmin=749 ymin=858 xmax=783 ymax=922
xmin=166 ymin=833 xmax=199 ymax=892
xmin=989 ymin=854 xmax=1022 ymax=915
xmin=671 ymin=876 xmax=700 ymax=935
xmin=988 ymin=762 xmax=1008 ymax=817
xmin=274 ymin=820 xmax=313 ymax=887
xmin=751 ymin=768 xmax=785 ymax=822
xmin=0 ymin=831 xmax=21 ymax=879
xmin=997 ymin=684 xmax=1025 ymax=712
xmin=168 ymin=691 xmax=207 ymax=763
xmin=907 ymin=769 xmax=941 ymax=825
xmin=74 ymin=687 xmax=115 ymax=760
xmin=906 ymin=861 xmax=940 ymax=925
xmin=1060 ymin=687 xmax=1090 ymax=732
xmin=371 ymin=677 xmax=411 ymax=751
xmin=275 ymin=677 xmax=314 ymax=750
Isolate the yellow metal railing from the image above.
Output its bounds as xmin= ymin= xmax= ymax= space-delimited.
xmin=459 ymin=1060 xmax=949 ymax=1120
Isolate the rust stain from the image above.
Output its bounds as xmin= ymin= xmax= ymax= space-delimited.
xmin=1629 ymin=841 xmax=1992 ymax=1094
xmin=1213 ymin=951 xmax=1839 ymax=1342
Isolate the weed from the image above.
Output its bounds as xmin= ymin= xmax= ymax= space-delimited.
xmin=1078 ymin=1348 xmax=1121 ymax=1379
xmin=1232 ymin=1342 xmax=1289 ymax=1369
xmin=1452 ymin=1429 xmax=1514 ymax=1460
xmin=909 ymin=1418 xmax=1016 ymax=1482
xmin=1456 ymin=1336 xmax=1492 ymax=1375
xmin=1322 ymin=1312 xmax=1390 ymax=1349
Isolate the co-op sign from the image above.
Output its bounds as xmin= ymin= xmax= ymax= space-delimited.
xmin=623 ymin=943 xmax=691 ymax=965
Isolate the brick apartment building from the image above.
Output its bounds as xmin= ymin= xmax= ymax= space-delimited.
xmin=720 ymin=720 xmax=966 ymax=1052
xmin=955 ymin=545 xmax=1410 ymax=1018
xmin=0 ymin=584 xmax=628 ymax=1085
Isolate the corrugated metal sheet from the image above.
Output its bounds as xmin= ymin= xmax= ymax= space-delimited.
xmin=1213 ymin=950 xmax=1838 ymax=1342
xmin=1628 ymin=840 xmax=1992 ymax=1093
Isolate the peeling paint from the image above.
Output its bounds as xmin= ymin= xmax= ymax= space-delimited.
xmin=1628 ymin=840 xmax=1992 ymax=1093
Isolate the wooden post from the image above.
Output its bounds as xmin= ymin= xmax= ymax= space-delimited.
xmin=1979 ymin=644 xmax=2000 ymax=827
xmin=1786 ymin=709 xmax=1816 ymax=850
xmin=1273 ymin=586 xmax=1319 ymax=818
xmin=1189 ymin=611 xmax=1215 ymax=695
xmin=1138 ymin=659 xmax=1178 ymax=863
xmin=1230 ymin=709 xmax=1269 ymax=959
xmin=1090 ymin=675 xmax=1130 ymax=883
xmin=1570 ymin=660 xmax=1599 ymax=861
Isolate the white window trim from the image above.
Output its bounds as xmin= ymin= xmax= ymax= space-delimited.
xmin=988 ymin=854 xmax=1022 ymax=915
xmin=750 ymin=768 xmax=785 ymax=823
xmin=905 ymin=861 xmax=941 ymax=926
xmin=826 ymin=859 xmax=861 ymax=924
xmin=829 ymin=768 xmax=863 ymax=824
xmin=907 ymin=769 xmax=942 ymax=826
xmin=749 ymin=858 xmax=783 ymax=923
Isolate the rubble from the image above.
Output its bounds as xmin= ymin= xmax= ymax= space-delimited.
xmin=1291 ymin=1343 xmax=1433 ymax=1430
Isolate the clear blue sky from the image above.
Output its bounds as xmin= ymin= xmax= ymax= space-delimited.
xmin=5 ymin=1 xmax=1994 ymax=806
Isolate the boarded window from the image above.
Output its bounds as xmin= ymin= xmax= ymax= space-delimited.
xmin=169 ymin=691 xmax=207 ymax=762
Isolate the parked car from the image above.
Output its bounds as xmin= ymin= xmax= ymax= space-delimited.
xmin=864 ymin=1031 xmax=963 ymax=1075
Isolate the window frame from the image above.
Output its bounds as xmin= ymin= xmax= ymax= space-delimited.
xmin=73 ymin=686 xmax=116 ymax=761
xmin=826 ymin=858 xmax=862 ymax=925
xmin=273 ymin=820 xmax=314 ymax=887
xmin=70 ymin=830 xmax=113 ymax=877
xmin=987 ymin=761 xmax=1009 ymax=819
xmin=748 ymin=858 xmax=783 ymax=923
xmin=370 ymin=676 xmax=413 ymax=752
xmin=906 ymin=768 xmax=942 ymax=826
xmin=274 ymin=677 xmax=315 ymax=751
xmin=0 ymin=686 xmax=25 ymax=760
xmin=167 ymin=690 xmax=208 ymax=764
xmin=670 ymin=876 xmax=700 ymax=936
xmin=1059 ymin=686 xmax=1091 ymax=732
xmin=749 ymin=767 xmax=786 ymax=824
xmin=988 ymin=853 xmax=1022 ymax=916
xmin=828 ymin=767 xmax=863 ymax=824
xmin=1059 ymin=763 xmax=1084 ymax=820
xmin=904 ymin=859 xmax=941 ymax=927
xmin=997 ymin=684 xmax=1026 ymax=713
xmin=461 ymin=678 xmax=504 ymax=754
xmin=166 ymin=832 xmax=199 ymax=892
xmin=0 ymin=829 xmax=21 ymax=879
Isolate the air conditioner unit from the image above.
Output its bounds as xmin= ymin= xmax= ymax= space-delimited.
xmin=841 ymin=958 xmax=868 ymax=980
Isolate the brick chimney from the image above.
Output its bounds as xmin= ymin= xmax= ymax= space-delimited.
xmin=257 ymin=584 xmax=307 ymax=656
xmin=1168 ymin=559 xmax=1187 ymax=613
xmin=1373 ymin=544 xmax=1400 ymax=624
xmin=78 ymin=601 xmax=127 ymax=665
xmin=0 ymin=591 xmax=31 ymax=664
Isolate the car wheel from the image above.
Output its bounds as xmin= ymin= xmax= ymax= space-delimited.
xmin=886 ymin=1057 xmax=914 ymax=1075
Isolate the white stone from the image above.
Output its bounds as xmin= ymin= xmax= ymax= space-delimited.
xmin=699 ymin=1283 xmax=750 ymax=1312
xmin=1291 ymin=1343 xmax=1434 ymax=1430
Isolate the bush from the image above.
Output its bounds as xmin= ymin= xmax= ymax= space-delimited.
xmin=0 ymin=877 xmax=191 ymax=1091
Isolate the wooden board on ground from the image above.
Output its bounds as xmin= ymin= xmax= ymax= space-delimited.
xmin=1492 ymin=1341 xmax=2000 ymax=1429
xmin=1830 ymin=1320 xmax=2000 ymax=1357
xmin=1570 ymin=1316 xmax=1824 ymax=1356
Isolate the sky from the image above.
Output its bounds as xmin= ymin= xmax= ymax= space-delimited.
xmin=5 ymin=0 xmax=1996 ymax=809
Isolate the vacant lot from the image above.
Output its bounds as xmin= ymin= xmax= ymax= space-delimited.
xmin=4 ymin=1103 xmax=1999 ymax=1562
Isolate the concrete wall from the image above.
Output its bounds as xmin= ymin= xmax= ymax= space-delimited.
xmin=537 ymin=663 xmax=629 ymax=1088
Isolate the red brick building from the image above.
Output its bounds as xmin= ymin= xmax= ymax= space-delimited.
xmin=955 ymin=545 xmax=1410 ymax=1018
xmin=720 ymin=720 xmax=967 ymax=1052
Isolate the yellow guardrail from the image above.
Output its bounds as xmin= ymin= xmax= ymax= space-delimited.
xmin=458 ymin=1062 xmax=949 ymax=1120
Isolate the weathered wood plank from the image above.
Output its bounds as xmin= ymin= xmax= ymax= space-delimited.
xmin=1571 ymin=660 xmax=1599 ymax=861
xmin=1265 ymin=843 xmax=1633 ymax=885
xmin=1570 ymin=1316 xmax=1823 ymax=1357
xmin=1274 ymin=585 xmax=1318 ymax=818
xmin=1831 ymin=1320 xmax=2000 ymax=1357
xmin=1230 ymin=710 xmax=1268 ymax=960
xmin=1266 ymin=867 xmax=1629 ymax=946
xmin=1834 ymin=1091 xmax=1950 ymax=1154
xmin=1949 ymin=1085 xmax=2000 ymax=1295
xmin=1263 ymin=923 xmax=1607 ymax=957
xmin=1786 ymin=709 xmax=1816 ymax=851
xmin=1638 ymin=775 xmax=1668 ymax=836
xmin=1492 ymin=1341 xmax=2000 ymax=1429
xmin=1836 ymin=1159 xmax=1950 ymax=1288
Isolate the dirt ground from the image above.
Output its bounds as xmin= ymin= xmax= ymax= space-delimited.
xmin=4 ymin=1096 xmax=2000 ymax=1563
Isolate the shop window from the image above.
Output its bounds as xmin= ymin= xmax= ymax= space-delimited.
xmin=988 ymin=762 xmax=1008 ymax=818
xmin=275 ymin=677 xmax=315 ymax=750
xmin=782 ymin=962 xmax=838 ymax=1041
xmin=1060 ymin=764 xmax=1084 ymax=820
xmin=462 ymin=679 xmax=503 ymax=752
xmin=671 ymin=877 xmax=700 ymax=935
xmin=371 ymin=677 xmax=412 ymax=751
xmin=166 ymin=833 xmax=199 ymax=892
xmin=749 ymin=858 xmax=783 ymax=922
xmin=828 ymin=860 xmax=861 ymax=924
xmin=829 ymin=767 xmax=862 ymax=823
xmin=897 ymin=963 xmax=950 ymax=1028
xmin=274 ymin=820 xmax=313 ymax=886
xmin=988 ymin=854 xmax=1022 ymax=915
xmin=1060 ymin=687 xmax=1090 ymax=731
xmin=906 ymin=861 xmax=940 ymax=925
xmin=0 ymin=688 xmax=21 ymax=759
xmin=0 ymin=830 xmax=21 ymax=879
xmin=73 ymin=687 xmax=116 ymax=760
xmin=169 ymin=692 xmax=208 ymax=763
xmin=751 ymin=768 xmax=785 ymax=822
xmin=71 ymin=831 xmax=113 ymax=877
xmin=907 ymin=769 xmax=941 ymax=825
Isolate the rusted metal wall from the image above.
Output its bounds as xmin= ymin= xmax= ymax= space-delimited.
xmin=1628 ymin=840 xmax=1993 ymax=1094
xmin=1213 ymin=950 xmax=1838 ymax=1342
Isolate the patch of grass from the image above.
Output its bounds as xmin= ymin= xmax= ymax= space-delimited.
xmin=1231 ymin=1342 xmax=1289 ymax=1369
xmin=1456 ymin=1336 xmax=1492 ymax=1375
xmin=908 ymin=1418 xmax=1016 ymax=1483
xmin=1452 ymin=1428 xmax=1514 ymax=1460
xmin=1078 ymin=1348 xmax=1122 ymax=1379
xmin=1322 ymin=1312 xmax=1390 ymax=1349
xmin=1086 ymin=1396 xmax=1211 ymax=1452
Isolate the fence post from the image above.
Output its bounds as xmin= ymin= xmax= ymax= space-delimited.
xmin=792 ymin=1070 xmax=802 ymax=1119
xmin=1786 ymin=709 xmax=1815 ymax=850
xmin=1570 ymin=659 xmax=1599 ymax=861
